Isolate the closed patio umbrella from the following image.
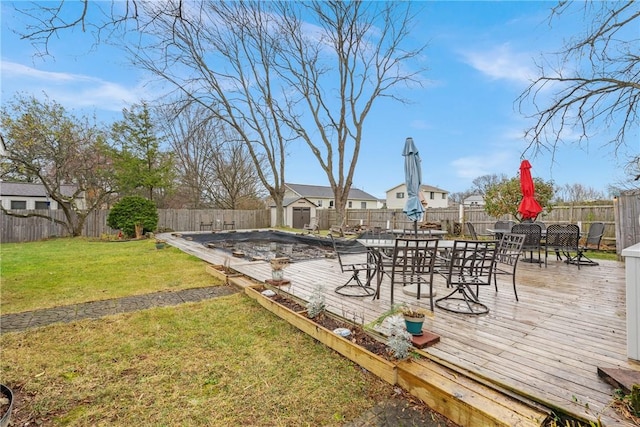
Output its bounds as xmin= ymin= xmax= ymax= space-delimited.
xmin=518 ymin=159 xmax=543 ymax=220
xmin=402 ymin=137 xmax=424 ymax=235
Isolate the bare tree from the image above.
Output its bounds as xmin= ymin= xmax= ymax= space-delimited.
xmin=15 ymin=1 xmax=428 ymax=229
xmin=555 ymin=183 xmax=606 ymax=203
xmin=208 ymin=138 xmax=268 ymax=210
xmin=158 ymin=104 xmax=218 ymax=209
xmin=518 ymin=1 xmax=640 ymax=182
xmin=471 ymin=174 xmax=509 ymax=196
xmin=0 ymin=94 xmax=117 ymax=236
xmin=273 ymin=1 xmax=427 ymax=228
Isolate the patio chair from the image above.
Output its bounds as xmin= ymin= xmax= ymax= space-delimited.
xmin=544 ymin=224 xmax=581 ymax=268
xmin=330 ymin=234 xmax=376 ymax=297
xmin=388 ymin=238 xmax=439 ymax=310
xmin=511 ymin=223 xmax=542 ymax=266
xmin=567 ymin=222 xmax=604 ymax=267
xmin=492 ymin=233 xmax=526 ymax=301
xmin=465 ymin=222 xmax=478 ymax=239
xmin=303 ymin=217 xmax=319 ymax=234
xmin=435 ymin=240 xmax=497 ymax=315
xmin=493 ymin=221 xmax=514 ymax=240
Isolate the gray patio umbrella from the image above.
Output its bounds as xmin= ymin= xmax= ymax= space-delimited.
xmin=402 ymin=137 xmax=424 ymax=236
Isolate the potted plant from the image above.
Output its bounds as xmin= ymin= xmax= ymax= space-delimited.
xmin=155 ymin=238 xmax=166 ymax=249
xmin=0 ymin=383 xmax=13 ymax=427
xmin=270 ymin=257 xmax=289 ymax=281
xmin=401 ymin=305 xmax=426 ymax=336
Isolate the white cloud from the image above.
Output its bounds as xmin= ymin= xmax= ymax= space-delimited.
xmin=1 ymin=60 xmax=148 ymax=116
xmin=451 ymin=151 xmax=516 ymax=179
xmin=460 ymin=43 xmax=535 ymax=84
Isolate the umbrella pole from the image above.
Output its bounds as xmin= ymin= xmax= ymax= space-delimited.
xmin=414 ymin=220 xmax=418 ymax=237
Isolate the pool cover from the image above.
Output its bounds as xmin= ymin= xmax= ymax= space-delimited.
xmin=179 ymin=230 xmax=362 ymax=262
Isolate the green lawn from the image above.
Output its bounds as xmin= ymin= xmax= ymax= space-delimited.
xmin=1 ymin=238 xmax=217 ymax=314
xmin=0 ymin=238 xmax=402 ymax=426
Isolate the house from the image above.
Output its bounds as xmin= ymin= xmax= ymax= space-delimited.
xmin=463 ymin=194 xmax=485 ymax=207
xmin=385 ymin=183 xmax=449 ymax=209
xmin=270 ymin=183 xmax=379 ymax=228
xmin=0 ymin=182 xmax=85 ymax=210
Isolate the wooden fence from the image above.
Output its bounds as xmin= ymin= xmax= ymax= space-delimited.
xmin=3 ymin=196 xmax=638 ymax=255
xmin=317 ymin=204 xmax=621 ymax=249
xmin=1 ymin=209 xmax=271 ymax=243
xmin=615 ymin=189 xmax=640 ymax=253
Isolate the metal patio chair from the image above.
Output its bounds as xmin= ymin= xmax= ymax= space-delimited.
xmin=567 ymin=222 xmax=605 ymax=267
xmin=511 ymin=223 xmax=542 ymax=266
xmin=435 ymin=240 xmax=497 ymax=315
xmin=492 ymin=233 xmax=526 ymax=301
xmin=330 ymin=234 xmax=377 ymax=297
xmin=545 ymin=224 xmax=581 ymax=269
xmin=388 ymin=238 xmax=440 ymax=310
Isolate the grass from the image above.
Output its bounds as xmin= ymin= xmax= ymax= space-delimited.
xmin=1 ymin=238 xmax=217 ymax=314
xmin=1 ymin=295 xmax=394 ymax=426
xmin=0 ymin=238 xmax=397 ymax=426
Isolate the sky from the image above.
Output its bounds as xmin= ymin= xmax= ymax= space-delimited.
xmin=1 ymin=1 xmax=632 ymax=200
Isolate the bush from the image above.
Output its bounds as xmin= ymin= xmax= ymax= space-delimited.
xmin=107 ymin=196 xmax=159 ymax=238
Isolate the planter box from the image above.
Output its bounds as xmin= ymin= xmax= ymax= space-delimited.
xmin=205 ymin=264 xmax=243 ymax=284
xmin=245 ymin=286 xmax=397 ymax=384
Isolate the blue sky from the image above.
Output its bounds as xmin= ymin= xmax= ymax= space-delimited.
xmin=1 ymin=1 xmax=627 ymax=199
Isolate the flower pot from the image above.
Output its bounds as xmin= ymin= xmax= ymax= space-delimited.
xmin=155 ymin=242 xmax=166 ymax=249
xmin=403 ymin=315 xmax=425 ymax=336
xmin=0 ymin=384 xmax=13 ymax=427
xmin=271 ymin=269 xmax=284 ymax=281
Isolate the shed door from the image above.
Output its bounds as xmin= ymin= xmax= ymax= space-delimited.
xmin=292 ymin=207 xmax=310 ymax=229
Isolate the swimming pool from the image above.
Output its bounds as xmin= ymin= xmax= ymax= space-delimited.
xmin=180 ymin=230 xmax=359 ymax=262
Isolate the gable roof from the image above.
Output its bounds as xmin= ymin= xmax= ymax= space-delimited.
xmin=286 ymin=183 xmax=378 ymax=200
xmin=386 ymin=183 xmax=449 ymax=194
xmin=0 ymin=182 xmax=81 ymax=198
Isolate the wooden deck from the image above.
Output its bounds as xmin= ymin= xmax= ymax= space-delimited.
xmin=164 ymin=232 xmax=639 ymax=426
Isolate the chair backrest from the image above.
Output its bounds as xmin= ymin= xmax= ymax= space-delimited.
xmin=496 ymin=233 xmax=525 ymax=267
xmin=585 ymin=222 xmax=605 ymax=249
xmin=465 ymin=222 xmax=478 ymax=240
xmin=446 ymin=240 xmax=497 ymax=287
xmin=329 ymin=234 xmax=366 ymax=272
xmin=565 ymin=224 xmax=580 ymax=251
xmin=494 ymin=221 xmax=512 ymax=230
xmin=545 ymin=224 xmax=579 ymax=251
xmin=511 ymin=223 xmax=542 ymax=250
xmin=391 ymin=238 xmax=439 ymax=276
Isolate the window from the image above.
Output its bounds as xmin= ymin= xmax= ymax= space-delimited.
xmin=35 ymin=201 xmax=50 ymax=210
xmin=430 ymin=192 xmax=435 ymax=200
xmin=329 ymin=200 xmax=334 ymax=208
xmin=442 ymin=193 xmax=446 ymax=199
xmin=360 ymin=202 xmax=366 ymax=209
xmin=396 ymin=192 xmax=405 ymax=199
xmin=348 ymin=201 xmax=352 ymax=208
xmin=10 ymin=200 xmax=26 ymax=209
xmin=317 ymin=200 xmax=323 ymax=207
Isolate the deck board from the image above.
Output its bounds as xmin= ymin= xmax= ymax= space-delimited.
xmin=163 ymin=232 xmax=639 ymax=425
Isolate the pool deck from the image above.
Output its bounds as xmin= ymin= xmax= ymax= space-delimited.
xmin=163 ymin=231 xmax=639 ymax=426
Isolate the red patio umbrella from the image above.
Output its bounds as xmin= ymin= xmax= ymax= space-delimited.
xmin=518 ymin=160 xmax=543 ymax=220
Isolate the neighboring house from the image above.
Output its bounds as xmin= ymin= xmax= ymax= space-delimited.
xmin=385 ymin=183 xmax=449 ymax=209
xmin=463 ymin=194 xmax=485 ymax=207
xmin=284 ymin=183 xmax=378 ymax=210
xmin=269 ymin=183 xmax=379 ymax=228
xmin=0 ymin=182 xmax=85 ymax=210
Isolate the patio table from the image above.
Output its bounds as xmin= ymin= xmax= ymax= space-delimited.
xmin=356 ymin=239 xmax=456 ymax=301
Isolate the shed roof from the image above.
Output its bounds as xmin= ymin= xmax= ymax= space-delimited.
xmin=286 ymin=183 xmax=377 ymax=200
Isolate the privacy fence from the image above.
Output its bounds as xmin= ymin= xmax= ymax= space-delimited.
xmin=2 ymin=191 xmax=638 ymax=255
xmin=0 ymin=209 xmax=271 ymax=244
